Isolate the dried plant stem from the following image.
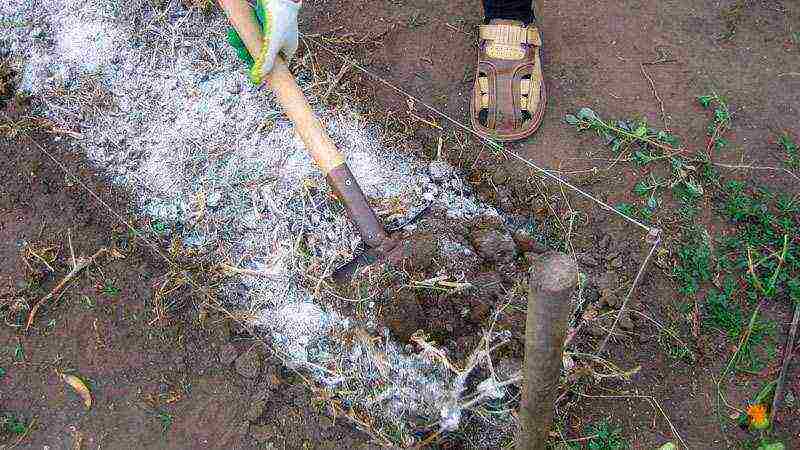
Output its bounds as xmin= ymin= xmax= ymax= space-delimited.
xmin=771 ymin=300 xmax=800 ymax=424
xmin=25 ymin=248 xmax=107 ymax=331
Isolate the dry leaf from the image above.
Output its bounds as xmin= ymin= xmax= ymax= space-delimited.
xmin=62 ymin=373 xmax=92 ymax=409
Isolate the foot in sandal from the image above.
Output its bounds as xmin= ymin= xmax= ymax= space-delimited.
xmin=473 ymin=0 xmax=546 ymax=142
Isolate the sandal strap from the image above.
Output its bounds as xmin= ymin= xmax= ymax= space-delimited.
xmin=479 ymin=24 xmax=541 ymax=47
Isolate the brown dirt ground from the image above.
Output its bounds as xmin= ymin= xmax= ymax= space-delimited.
xmin=1 ymin=0 xmax=799 ymax=448
xmin=303 ymin=0 xmax=799 ymax=448
xmin=0 ymin=111 xmax=374 ymax=448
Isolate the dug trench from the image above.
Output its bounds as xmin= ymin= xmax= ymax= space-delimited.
xmin=2 ymin=83 xmax=661 ymax=449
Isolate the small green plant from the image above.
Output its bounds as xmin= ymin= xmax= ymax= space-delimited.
xmin=12 ymin=343 xmax=23 ymax=361
xmin=697 ymin=93 xmax=732 ymax=152
xmin=566 ymin=107 xmax=702 ymax=219
xmin=673 ymin=228 xmax=712 ymax=296
xmin=1 ymin=413 xmax=28 ymax=436
xmin=81 ymin=295 xmax=96 ymax=309
xmin=157 ymin=411 xmax=173 ymax=433
xmin=101 ymin=281 xmax=121 ymax=297
xmin=151 ymin=220 xmax=169 ymax=236
xmin=577 ymin=420 xmax=629 ymax=450
xmin=778 ymin=133 xmax=798 ymax=170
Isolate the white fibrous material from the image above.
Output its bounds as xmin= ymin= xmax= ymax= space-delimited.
xmin=1 ymin=0 xmax=510 ymax=445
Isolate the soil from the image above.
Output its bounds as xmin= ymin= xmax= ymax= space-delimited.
xmin=299 ymin=0 xmax=800 ymax=448
xmin=1 ymin=0 xmax=799 ymax=448
xmin=0 ymin=104 xmax=372 ymax=449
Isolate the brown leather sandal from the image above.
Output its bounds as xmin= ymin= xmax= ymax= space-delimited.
xmin=471 ymin=20 xmax=546 ymax=142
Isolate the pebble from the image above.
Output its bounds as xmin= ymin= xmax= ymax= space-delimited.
xmin=618 ymin=312 xmax=635 ymax=331
xmin=577 ymin=252 xmax=599 ymax=267
xmin=234 ymin=351 xmax=263 ymax=378
xmin=471 ymin=229 xmax=517 ymax=263
xmin=428 ymin=160 xmax=454 ymax=183
xmin=599 ymin=289 xmax=620 ymax=309
xmin=490 ymin=167 xmax=509 ymax=185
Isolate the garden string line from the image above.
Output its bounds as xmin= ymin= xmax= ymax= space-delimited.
xmin=298 ymin=33 xmax=659 ymax=236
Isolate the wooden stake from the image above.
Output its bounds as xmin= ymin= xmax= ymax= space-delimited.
xmin=517 ymin=253 xmax=577 ymax=450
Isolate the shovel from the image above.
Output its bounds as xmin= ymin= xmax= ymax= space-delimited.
xmin=218 ymin=0 xmax=421 ymax=283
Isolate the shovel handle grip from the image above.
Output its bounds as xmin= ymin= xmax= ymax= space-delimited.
xmin=218 ymin=0 xmax=344 ymax=174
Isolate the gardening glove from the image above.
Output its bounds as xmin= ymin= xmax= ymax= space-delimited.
xmin=252 ymin=0 xmax=301 ymax=82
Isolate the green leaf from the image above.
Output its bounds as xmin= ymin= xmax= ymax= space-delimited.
xmin=564 ymin=114 xmax=579 ymax=125
xmin=0 ymin=367 xmax=5 ymax=378
xmin=697 ymin=95 xmax=714 ymax=108
xmin=658 ymin=444 xmax=677 ymax=450
xmin=634 ymin=124 xmax=648 ymax=137
xmin=758 ymin=443 xmax=785 ymax=450
xmin=614 ymin=202 xmax=636 ymax=217
xmin=633 ymin=181 xmax=650 ymax=197
xmin=577 ymin=107 xmax=597 ymax=121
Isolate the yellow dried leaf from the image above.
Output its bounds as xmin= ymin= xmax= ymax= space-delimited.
xmin=62 ymin=373 xmax=92 ymax=409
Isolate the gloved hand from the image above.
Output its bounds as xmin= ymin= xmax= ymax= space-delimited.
xmin=251 ymin=0 xmax=301 ymax=82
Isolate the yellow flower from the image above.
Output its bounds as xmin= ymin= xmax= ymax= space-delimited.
xmin=746 ymin=403 xmax=769 ymax=430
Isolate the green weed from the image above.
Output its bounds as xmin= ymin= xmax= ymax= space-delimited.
xmin=101 ymin=280 xmax=121 ymax=297
xmin=704 ymin=278 xmax=776 ymax=373
xmin=151 ymin=220 xmax=170 ymax=236
xmin=157 ymin=411 xmax=173 ymax=433
xmin=697 ymin=93 xmax=733 ymax=153
xmin=1 ymin=413 xmax=28 ymax=436
xmin=673 ymin=228 xmax=712 ymax=297
xmin=778 ymin=133 xmax=798 ymax=171
xmin=570 ymin=420 xmax=629 ymax=450
xmin=12 ymin=343 xmax=23 ymax=361
xmin=566 ymin=107 xmax=703 ymax=220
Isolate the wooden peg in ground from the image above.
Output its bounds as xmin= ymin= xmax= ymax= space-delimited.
xmin=517 ymin=252 xmax=577 ymax=450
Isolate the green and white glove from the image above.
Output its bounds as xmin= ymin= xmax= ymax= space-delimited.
xmin=250 ymin=0 xmax=301 ymax=83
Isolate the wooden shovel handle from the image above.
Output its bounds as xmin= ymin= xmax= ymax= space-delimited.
xmin=218 ymin=0 xmax=344 ymax=175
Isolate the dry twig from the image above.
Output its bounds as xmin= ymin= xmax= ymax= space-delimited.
xmin=770 ymin=300 xmax=800 ymax=424
xmin=25 ymin=248 xmax=107 ymax=331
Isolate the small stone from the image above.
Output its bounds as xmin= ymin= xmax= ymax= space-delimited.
xmin=491 ymin=167 xmax=509 ymax=185
xmin=235 ymin=351 xmax=263 ymax=378
xmin=246 ymin=399 xmax=266 ymax=422
xmin=577 ymin=252 xmax=599 ymax=267
xmin=218 ymin=343 xmax=238 ymax=366
xmin=599 ymin=289 xmax=620 ymax=309
xmin=513 ymin=229 xmax=547 ymax=253
xmin=428 ymin=160 xmax=454 ymax=183
xmin=588 ymin=323 xmax=606 ymax=337
xmin=471 ymin=229 xmax=517 ymax=264
xmin=249 ymin=424 xmax=273 ymax=443
xmin=618 ymin=312 xmax=635 ymax=331
xmin=607 ymin=254 xmax=624 ymax=269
